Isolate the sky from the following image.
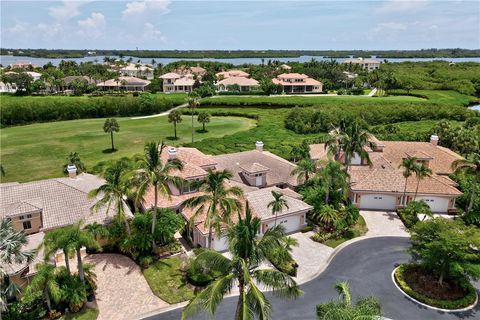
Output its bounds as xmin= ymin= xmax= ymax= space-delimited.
xmin=1 ymin=0 xmax=479 ymax=50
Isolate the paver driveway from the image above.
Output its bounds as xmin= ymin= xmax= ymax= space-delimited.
xmin=85 ymin=254 xmax=168 ymax=320
xmin=361 ymin=210 xmax=409 ymax=237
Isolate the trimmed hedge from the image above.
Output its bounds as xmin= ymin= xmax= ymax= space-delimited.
xmin=394 ymin=264 xmax=478 ymax=310
xmin=0 ymin=94 xmax=180 ymax=127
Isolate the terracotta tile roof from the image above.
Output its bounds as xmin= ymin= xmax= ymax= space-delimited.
xmin=97 ymin=76 xmax=150 ymax=87
xmin=173 ymin=77 xmax=195 ymax=86
xmin=239 ymin=162 xmax=270 ymax=173
xmin=159 ymin=72 xmax=181 ymax=79
xmin=216 ymin=76 xmax=259 ymax=87
xmin=143 ymin=189 xmax=206 ymax=210
xmin=405 ymin=150 xmax=433 ymax=160
xmin=213 ymin=150 xmax=299 ymax=187
xmin=309 ymin=143 xmax=329 ymax=161
xmin=216 ymin=70 xmax=250 ymax=78
xmin=273 ymin=77 xmax=322 ymax=86
xmin=0 ymin=173 xmax=122 ymax=230
xmin=343 ymin=58 xmax=380 ymax=64
xmin=1 ymin=231 xmax=45 ymax=276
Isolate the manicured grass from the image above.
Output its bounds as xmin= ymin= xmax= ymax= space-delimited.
xmin=60 ymin=307 xmax=99 ymax=320
xmin=143 ymin=256 xmax=195 ymax=304
xmin=323 ymin=216 xmax=368 ymax=248
xmin=0 ymin=115 xmax=255 ymax=182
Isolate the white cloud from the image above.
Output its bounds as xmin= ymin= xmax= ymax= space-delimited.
xmin=36 ymin=23 xmax=64 ymax=38
xmin=122 ymin=0 xmax=171 ymax=17
xmin=6 ymin=22 xmax=29 ymax=34
xmin=378 ymin=0 xmax=430 ymax=13
xmin=374 ymin=22 xmax=409 ymax=32
xmin=49 ymin=1 xmax=91 ymax=20
xmin=142 ymin=22 xmax=166 ymax=41
xmin=77 ymin=12 xmax=106 ymax=38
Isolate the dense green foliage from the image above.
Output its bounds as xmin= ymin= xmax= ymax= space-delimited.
xmin=0 ymin=93 xmax=186 ymax=126
xmin=397 ymin=201 xmax=432 ymax=229
xmin=394 ymin=264 xmax=477 ymax=310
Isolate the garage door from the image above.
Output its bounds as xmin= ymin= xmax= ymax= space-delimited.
xmin=359 ymin=194 xmax=397 ymax=210
xmin=267 ymin=216 xmax=300 ymax=234
xmin=213 ymin=235 xmax=229 ymax=252
xmin=416 ymin=196 xmax=449 ymax=213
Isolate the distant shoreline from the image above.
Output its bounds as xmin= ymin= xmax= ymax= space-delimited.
xmin=1 ymin=48 xmax=479 ymax=60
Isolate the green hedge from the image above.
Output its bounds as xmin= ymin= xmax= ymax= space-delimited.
xmin=0 ymin=94 xmax=183 ymax=127
xmin=265 ymin=249 xmax=298 ymax=277
xmin=394 ymin=264 xmax=477 ymax=310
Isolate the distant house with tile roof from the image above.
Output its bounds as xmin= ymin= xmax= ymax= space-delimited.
xmin=0 ymin=171 xmax=131 ymax=288
xmin=215 ymin=76 xmax=259 ymax=92
xmin=142 ymin=142 xmax=310 ymax=251
xmin=309 ymin=135 xmax=463 ymax=213
xmin=119 ymin=63 xmax=154 ymax=80
xmin=272 ymin=73 xmax=323 ymax=93
xmin=159 ymin=72 xmax=196 ymax=93
xmin=216 ymin=70 xmax=250 ymax=79
xmin=343 ymin=57 xmax=380 ymax=71
xmin=97 ymin=76 xmax=151 ymax=92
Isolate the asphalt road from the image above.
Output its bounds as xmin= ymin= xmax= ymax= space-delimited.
xmin=144 ymin=237 xmax=479 ymax=320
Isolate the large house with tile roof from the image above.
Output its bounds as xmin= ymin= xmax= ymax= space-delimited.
xmin=272 ymin=73 xmax=323 ymax=93
xmin=142 ymin=142 xmax=311 ymax=251
xmin=309 ymin=135 xmax=463 ymax=213
xmin=0 ymin=171 xmax=130 ymax=288
xmin=215 ymin=76 xmax=260 ymax=92
xmin=159 ymin=72 xmax=196 ymax=93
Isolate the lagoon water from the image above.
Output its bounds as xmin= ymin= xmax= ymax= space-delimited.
xmin=1 ymin=55 xmax=480 ymax=67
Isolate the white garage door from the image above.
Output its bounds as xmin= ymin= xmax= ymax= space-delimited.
xmin=213 ymin=235 xmax=229 ymax=252
xmin=360 ymin=194 xmax=397 ymax=210
xmin=267 ymin=216 xmax=300 ymax=234
xmin=416 ymin=196 xmax=449 ymax=213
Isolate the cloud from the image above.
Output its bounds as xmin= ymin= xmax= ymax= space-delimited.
xmin=142 ymin=22 xmax=166 ymax=41
xmin=49 ymin=1 xmax=91 ymax=20
xmin=36 ymin=23 xmax=64 ymax=38
xmin=6 ymin=22 xmax=29 ymax=34
xmin=122 ymin=0 xmax=171 ymax=17
xmin=77 ymin=12 xmax=106 ymax=38
xmin=378 ymin=0 xmax=430 ymax=13
xmin=374 ymin=22 xmax=409 ymax=32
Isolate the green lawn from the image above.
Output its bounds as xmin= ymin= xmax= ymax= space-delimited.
xmin=323 ymin=216 xmax=368 ymax=248
xmin=0 ymin=115 xmax=255 ymax=182
xmin=143 ymin=256 xmax=195 ymax=304
xmin=60 ymin=307 xmax=98 ymax=320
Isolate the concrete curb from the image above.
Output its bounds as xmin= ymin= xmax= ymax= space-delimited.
xmin=138 ymin=235 xmax=409 ymax=319
xmin=391 ymin=266 xmax=478 ymax=313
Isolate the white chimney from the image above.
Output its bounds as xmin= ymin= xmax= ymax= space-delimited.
xmin=168 ymin=147 xmax=177 ymax=160
xmin=255 ymin=141 xmax=264 ymax=152
xmin=67 ymin=165 xmax=77 ymax=179
xmin=430 ymin=135 xmax=439 ymax=146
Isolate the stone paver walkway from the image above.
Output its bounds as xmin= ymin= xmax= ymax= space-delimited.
xmin=85 ymin=254 xmax=168 ymax=320
xmin=360 ymin=210 xmax=409 ymax=237
xmin=289 ymin=231 xmax=334 ymax=284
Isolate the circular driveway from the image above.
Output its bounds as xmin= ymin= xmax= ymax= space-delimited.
xmin=145 ymin=237 xmax=479 ymax=320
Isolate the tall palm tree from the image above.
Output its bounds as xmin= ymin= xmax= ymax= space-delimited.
xmin=341 ymin=120 xmax=372 ymax=173
xmin=452 ymin=153 xmax=480 ymax=212
xmin=413 ymin=163 xmax=432 ymax=200
xmin=89 ymin=159 xmax=132 ymax=234
xmin=69 ymin=223 xmax=99 ymax=285
xmin=182 ymin=207 xmax=301 ymax=320
xmin=291 ymin=159 xmax=316 ymax=184
xmin=317 ymin=159 xmax=349 ymax=205
xmin=43 ymin=227 xmax=75 ymax=274
xmin=268 ymin=191 xmax=289 ymax=227
xmin=168 ymin=110 xmax=183 ymax=139
xmin=399 ymin=157 xmax=418 ymax=206
xmin=311 ymin=205 xmax=339 ymax=232
xmin=85 ymin=222 xmax=109 ymax=242
xmin=24 ymin=263 xmax=61 ymax=312
xmin=103 ymin=118 xmax=120 ymax=151
xmin=183 ymin=170 xmax=243 ymax=249
xmin=187 ymin=92 xmax=200 ymax=143
xmin=131 ymin=142 xmax=184 ymax=250
xmin=0 ymin=219 xmax=34 ymax=310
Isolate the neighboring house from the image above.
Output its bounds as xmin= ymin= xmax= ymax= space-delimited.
xmin=97 ymin=76 xmax=151 ymax=91
xmin=309 ymin=135 xmax=463 ymax=213
xmin=0 ymin=81 xmax=17 ymax=93
xmin=142 ymin=142 xmax=310 ymax=251
xmin=216 ymin=70 xmax=250 ymax=79
xmin=119 ymin=63 xmax=154 ymax=80
xmin=215 ymin=76 xmax=259 ymax=92
xmin=272 ymin=73 xmax=323 ymax=93
xmin=343 ymin=57 xmax=380 ymax=71
xmin=280 ymin=64 xmax=292 ymax=71
xmin=9 ymin=61 xmax=36 ymax=69
xmin=25 ymin=71 xmax=42 ymax=81
xmin=62 ymin=76 xmax=97 ymax=91
xmin=172 ymin=65 xmax=207 ymax=78
xmin=0 ymin=170 xmax=129 ymax=288
xmin=159 ymin=72 xmax=196 ymax=93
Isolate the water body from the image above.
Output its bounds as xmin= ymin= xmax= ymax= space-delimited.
xmin=1 ymin=55 xmax=480 ymax=67
xmin=469 ymin=104 xmax=480 ymax=111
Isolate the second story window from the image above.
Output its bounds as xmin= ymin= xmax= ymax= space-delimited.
xmin=182 ymin=178 xmax=200 ymax=194
xmin=22 ymin=221 xmax=32 ymax=230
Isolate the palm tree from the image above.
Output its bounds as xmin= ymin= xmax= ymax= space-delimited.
xmin=69 ymin=223 xmax=99 ymax=285
xmin=182 ymin=207 xmax=301 ymax=320
xmin=316 ymin=281 xmax=381 ymax=320
xmin=0 ymin=219 xmax=34 ymax=310
xmin=399 ymin=157 xmax=418 ymax=206
xmin=183 ymin=170 xmax=243 ymax=249
xmin=311 ymin=205 xmax=339 ymax=232
xmin=89 ymin=159 xmax=132 ymax=234
xmin=413 ymin=163 xmax=432 ymax=200
xmin=168 ymin=110 xmax=182 ymax=139
xmin=341 ymin=120 xmax=372 ymax=173
xmin=85 ymin=222 xmax=109 ymax=242
xmin=131 ymin=142 xmax=184 ymax=250
xmin=317 ymin=159 xmax=349 ymax=204
xmin=197 ymin=112 xmax=210 ymax=132
xmin=103 ymin=118 xmax=120 ymax=151
xmin=187 ymin=92 xmax=200 ymax=143
xmin=452 ymin=154 xmax=480 ymax=213
xmin=291 ymin=158 xmax=316 ymax=184
xmin=268 ymin=191 xmax=289 ymax=226
xmin=43 ymin=227 xmax=75 ymax=274
xmin=24 ymin=263 xmax=61 ymax=312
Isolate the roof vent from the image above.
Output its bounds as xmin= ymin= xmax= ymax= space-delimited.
xmin=255 ymin=141 xmax=264 ymax=152
xmin=168 ymin=147 xmax=177 ymax=160
xmin=430 ymin=135 xmax=439 ymax=146
xmin=67 ymin=165 xmax=77 ymax=179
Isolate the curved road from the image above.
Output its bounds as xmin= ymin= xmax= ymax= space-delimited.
xmin=144 ymin=237 xmax=479 ymax=320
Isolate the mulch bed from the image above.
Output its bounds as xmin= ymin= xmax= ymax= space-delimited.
xmin=403 ymin=265 xmax=467 ymax=301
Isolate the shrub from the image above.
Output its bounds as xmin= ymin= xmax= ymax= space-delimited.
xmin=265 ymin=248 xmax=298 ymax=277
xmin=3 ymin=291 xmax=47 ymax=320
xmin=311 ymin=232 xmax=331 ymax=243
xmin=397 ymin=200 xmax=431 ymax=228
xmin=394 ymin=264 xmax=477 ymax=310
xmin=301 ymin=225 xmax=314 ymax=233
xmin=138 ymin=255 xmax=155 ymax=269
